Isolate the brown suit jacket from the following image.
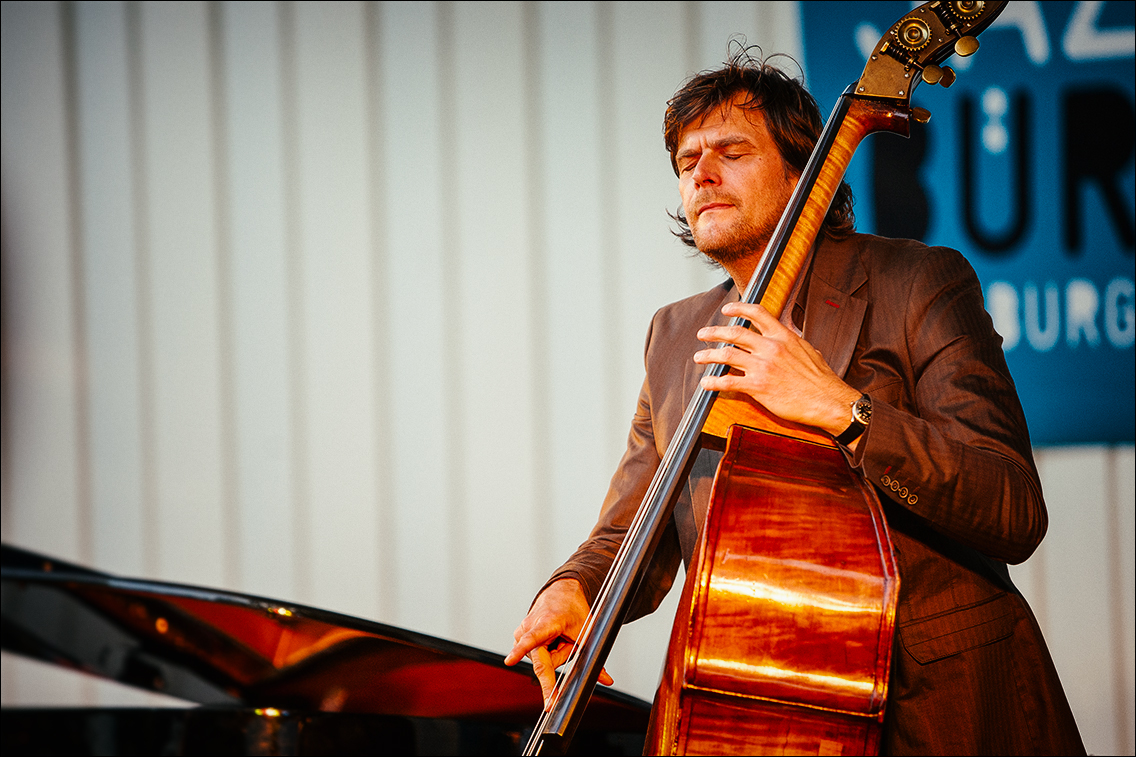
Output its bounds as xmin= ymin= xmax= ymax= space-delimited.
xmin=548 ymin=233 xmax=1084 ymax=755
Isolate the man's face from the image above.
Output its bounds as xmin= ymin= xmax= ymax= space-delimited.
xmin=676 ymin=100 xmax=798 ymax=265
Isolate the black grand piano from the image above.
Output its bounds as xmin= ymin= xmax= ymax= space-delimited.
xmin=0 ymin=544 xmax=650 ymax=755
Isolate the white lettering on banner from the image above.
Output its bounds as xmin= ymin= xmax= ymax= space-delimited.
xmin=1063 ymin=0 xmax=1136 ymax=61
xmin=854 ymin=22 xmax=879 ymax=61
xmin=1067 ymin=278 xmax=1102 ymax=348
xmin=987 ymin=281 xmax=1022 ymax=350
xmin=986 ymin=277 xmax=1136 ymax=352
xmin=989 ymin=0 xmax=1052 ymax=65
xmin=982 ymin=87 xmax=1010 ymax=154
xmin=1105 ymin=277 xmax=1136 ymax=347
xmin=1025 ymin=282 xmax=1062 ymax=351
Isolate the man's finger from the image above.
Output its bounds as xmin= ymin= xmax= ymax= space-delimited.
xmin=723 ymin=302 xmax=785 ymax=335
xmin=700 ymin=373 xmax=744 ymax=393
xmin=693 ymin=346 xmax=747 ymax=369
xmin=697 ymin=323 xmax=758 ymax=348
xmin=529 ymin=645 xmax=557 ymax=710
xmin=505 ymin=626 xmax=552 ymax=666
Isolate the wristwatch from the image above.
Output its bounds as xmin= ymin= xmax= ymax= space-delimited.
xmin=835 ymin=393 xmax=872 ymax=446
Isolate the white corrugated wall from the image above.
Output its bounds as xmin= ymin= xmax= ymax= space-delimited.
xmin=1 ymin=3 xmax=1132 ymax=754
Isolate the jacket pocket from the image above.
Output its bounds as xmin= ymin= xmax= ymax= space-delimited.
xmin=899 ymin=592 xmax=1016 ymax=664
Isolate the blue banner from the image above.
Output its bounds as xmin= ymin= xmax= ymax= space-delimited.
xmin=801 ymin=1 xmax=1135 ymax=444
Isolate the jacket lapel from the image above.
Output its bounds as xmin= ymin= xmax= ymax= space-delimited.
xmin=803 ymin=236 xmax=868 ymax=379
xmin=681 ymin=283 xmax=738 ymax=400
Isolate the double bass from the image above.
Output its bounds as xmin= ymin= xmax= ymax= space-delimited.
xmin=524 ymin=2 xmax=1008 ymax=755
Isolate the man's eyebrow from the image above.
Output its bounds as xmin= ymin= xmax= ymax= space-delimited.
xmin=711 ymin=136 xmax=753 ymax=150
xmin=676 ymin=135 xmax=754 ymax=160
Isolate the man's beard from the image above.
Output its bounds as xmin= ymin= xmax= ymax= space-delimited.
xmin=690 ymin=186 xmax=792 ymax=268
xmin=693 ymin=214 xmax=776 ymax=267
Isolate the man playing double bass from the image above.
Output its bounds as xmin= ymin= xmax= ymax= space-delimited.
xmin=504 ymin=52 xmax=1084 ymax=755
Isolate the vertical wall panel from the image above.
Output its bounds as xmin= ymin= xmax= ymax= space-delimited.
xmin=1 ymin=0 xmax=85 ymax=707
xmin=74 ymin=0 xmax=147 ymax=579
xmin=74 ymin=0 xmax=171 ymax=701
xmin=601 ymin=0 xmax=700 ymax=698
xmin=699 ymin=2 xmax=758 ymax=67
xmin=1015 ymin=445 xmax=1135 ymax=756
xmin=758 ymin=1 xmax=806 ymax=79
xmin=362 ymin=0 xmax=395 ymax=626
xmin=379 ymin=0 xmax=455 ymax=637
xmin=1036 ymin=446 xmax=1118 ymax=756
xmin=610 ymin=2 xmax=707 ymax=430
xmin=536 ymin=0 xmax=612 ymax=579
xmin=221 ymin=0 xmax=295 ymax=601
xmin=450 ymin=0 xmax=539 ymax=650
xmin=278 ymin=0 xmax=308 ymax=606
xmin=1008 ymin=538 xmax=1046 ymax=626
xmin=292 ymin=0 xmax=380 ymax=620
xmin=697 ymin=2 xmax=805 ymax=78
xmin=1114 ymin=446 xmax=1135 ymax=754
xmin=137 ymin=1 xmax=227 ymax=586
xmin=0 ymin=0 xmax=81 ymax=575
xmin=592 ymin=2 xmax=624 ymax=462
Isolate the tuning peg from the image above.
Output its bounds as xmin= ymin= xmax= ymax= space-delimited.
xmin=939 ymin=66 xmax=957 ymax=88
xmin=912 ymin=107 xmax=931 ymax=124
xmin=955 ymin=36 xmax=980 ymax=57
xmin=922 ymin=64 xmax=943 ymax=85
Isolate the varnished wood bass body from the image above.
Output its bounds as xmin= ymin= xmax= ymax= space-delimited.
xmin=646 ymin=426 xmax=899 ymax=755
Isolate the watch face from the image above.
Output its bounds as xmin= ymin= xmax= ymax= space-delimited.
xmin=853 ymin=395 xmax=872 ymax=425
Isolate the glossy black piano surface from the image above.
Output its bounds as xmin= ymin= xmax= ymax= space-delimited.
xmin=1 ymin=545 xmax=650 ymax=755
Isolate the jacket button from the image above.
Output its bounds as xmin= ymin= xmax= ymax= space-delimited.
xmin=899 ymin=486 xmax=909 ymax=498
xmin=908 ymin=494 xmax=918 ymax=505
xmin=890 ymin=480 xmax=900 ymax=491
xmin=881 ymin=475 xmax=891 ymax=486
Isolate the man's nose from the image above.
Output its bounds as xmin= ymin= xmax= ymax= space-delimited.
xmin=692 ymin=155 xmax=718 ymax=187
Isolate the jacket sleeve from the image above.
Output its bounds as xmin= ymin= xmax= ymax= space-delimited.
xmin=849 ymin=247 xmax=1046 ymax=565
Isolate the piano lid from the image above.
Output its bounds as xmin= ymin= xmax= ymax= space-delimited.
xmin=0 ymin=544 xmax=650 ymax=732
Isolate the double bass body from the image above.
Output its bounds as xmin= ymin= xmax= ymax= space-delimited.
xmin=646 ymin=425 xmax=899 ymax=755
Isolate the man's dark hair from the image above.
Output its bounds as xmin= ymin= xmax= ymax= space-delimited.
xmin=664 ymin=47 xmax=856 ymax=245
